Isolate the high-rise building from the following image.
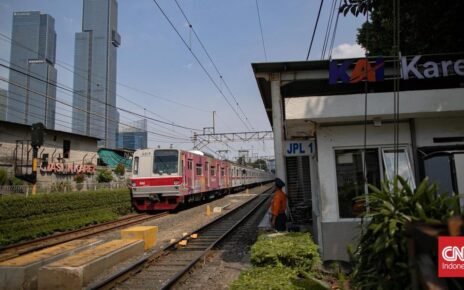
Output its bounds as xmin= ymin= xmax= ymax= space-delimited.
xmin=6 ymin=11 xmax=57 ymax=129
xmin=72 ymin=0 xmax=121 ymax=148
xmin=0 ymin=89 xmax=7 ymax=120
xmin=117 ymin=119 xmax=148 ymax=150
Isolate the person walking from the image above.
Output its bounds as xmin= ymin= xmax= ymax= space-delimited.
xmin=271 ymin=178 xmax=287 ymax=231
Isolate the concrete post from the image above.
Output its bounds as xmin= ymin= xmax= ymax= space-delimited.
xmin=270 ymin=74 xmax=286 ymax=185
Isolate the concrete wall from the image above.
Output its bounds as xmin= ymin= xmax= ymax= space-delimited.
xmin=414 ymin=116 xmax=464 ymax=147
xmin=286 ymin=88 xmax=464 ymax=122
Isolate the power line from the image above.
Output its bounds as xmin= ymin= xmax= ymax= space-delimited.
xmin=173 ymin=0 xmax=255 ymax=131
xmin=0 ymin=32 xmax=210 ymax=115
xmin=321 ymin=0 xmax=337 ymax=59
xmin=255 ymin=0 xmax=268 ymax=61
xmin=306 ymin=0 xmax=324 ymax=60
xmin=0 ymin=61 xmax=201 ymax=132
xmin=1 ymin=77 xmax=191 ymax=142
xmin=151 ymin=0 xmax=251 ymax=131
xmin=328 ymin=0 xmax=342 ymax=60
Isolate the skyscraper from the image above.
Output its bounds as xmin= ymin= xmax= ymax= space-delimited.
xmin=117 ymin=119 xmax=148 ymax=150
xmin=6 ymin=11 xmax=57 ymax=129
xmin=72 ymin=0 xmax=121 ymax=148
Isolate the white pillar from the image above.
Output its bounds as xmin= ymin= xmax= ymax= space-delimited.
xmin=270 ymin=73 xmax=286 ymax=185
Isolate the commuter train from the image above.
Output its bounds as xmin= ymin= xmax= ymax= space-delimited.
xmin=129 ymin=148 xmax=274 ymax=211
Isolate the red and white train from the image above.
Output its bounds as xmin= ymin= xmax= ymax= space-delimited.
xmin=129 ymin=148 xmax=274 ymax=211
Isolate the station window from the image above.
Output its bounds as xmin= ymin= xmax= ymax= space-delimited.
xmin=210 ymin=166 xmax=216 ymax=176
xmin=335 ymin=147 xmax=414 ymax=218
xmin=196 ymin=164 xmax=202 ymax=176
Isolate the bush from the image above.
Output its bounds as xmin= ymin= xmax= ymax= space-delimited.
xmin=350 ymin=176 xmax=460 ymax=290
xmin=96 ymin=169 xmax=113 ymax=183
xmin=114 ymin=163 xmax=125 ymax=177
xmin=0 ymin=169 xmax=8 ymax=185
xmin=0 ymin=188 xmax=132 ymax=245
xmin=231 ymin=266 xmax=299 ymax=290
xmin=251 ymin=233 xmax=320 ymax=272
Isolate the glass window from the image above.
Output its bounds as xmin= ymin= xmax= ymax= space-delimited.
xmin=210 ymin=166 xmax=216 ymax=176
xmin=196 ymin=164 xmax=202 ymax=176
xmin=153 ymin=150 xmax=178 ymax=175
xmin=63 ymin=140 xmax=70 ymax=159
xmin=187 ymin=159 xmax=192 ymax=170
xmin=382 ymin=148 xmax=416 ymax=189
xmin=133 ymin=156 xmax=139 ymax=175
xmin=335 ymin=149 xmax=381 ymax=218
xmin=221 ymin=167 xmax=225 ymax=176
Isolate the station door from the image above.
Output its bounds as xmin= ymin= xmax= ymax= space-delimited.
xmin=285 ymin=156 xmax=312 ymax=224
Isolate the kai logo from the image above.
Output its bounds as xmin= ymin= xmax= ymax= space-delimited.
xmin=329 ymin=58 xmax=384 ymax=84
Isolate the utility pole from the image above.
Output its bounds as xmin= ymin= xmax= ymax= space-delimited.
xmin=212 ymin=111 xmax=216 ymax=134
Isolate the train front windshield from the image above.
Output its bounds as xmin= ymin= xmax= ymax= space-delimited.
xmin=153 ymin=150 xmax=179 ymax=175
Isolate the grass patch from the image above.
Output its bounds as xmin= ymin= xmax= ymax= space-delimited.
xmin=0 ymin=188 xmax=132 ymax=246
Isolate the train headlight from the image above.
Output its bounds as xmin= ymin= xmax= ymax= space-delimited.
xmin=132 ymin=182 xmax=136 ymax=187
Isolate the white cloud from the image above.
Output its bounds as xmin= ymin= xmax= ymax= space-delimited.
xmin=331 ymin=43 xmax=366 ymax=59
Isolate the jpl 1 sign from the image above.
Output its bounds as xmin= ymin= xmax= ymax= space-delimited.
xmin=285 ymin=141 xmax=315 ymax=157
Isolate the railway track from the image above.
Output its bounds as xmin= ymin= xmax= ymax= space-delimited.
xmin=0 ymin=212 xmax=168 ymax=262
xmin=89 ymin=187 xmax=273 ymax=290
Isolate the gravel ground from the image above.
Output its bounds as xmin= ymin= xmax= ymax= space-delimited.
xmin=171 ymin=190 xmax=273 ymax=290
xmin=88 ymin=184 xmax=273 ymax=288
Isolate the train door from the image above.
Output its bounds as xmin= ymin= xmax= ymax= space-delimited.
xmin=186 ymin=157 xmax=193 ymax=191
xmin=205 ymin=161 xmax=210 ymax=190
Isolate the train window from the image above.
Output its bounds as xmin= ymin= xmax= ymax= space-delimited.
xmin=221 ymin=167 xmax=225 ymax=176
xmin=187 ymin=159 xmax=192 ymax=170
xmin=133 ymin=156 xmax=139 ymax=175
xmin=196 ymin=164 xmax=202 ymax=176
xmin=153 ymin=150 xmax=178 ymax=175
xmin=210 ymin=166 xmax=216 ymax=176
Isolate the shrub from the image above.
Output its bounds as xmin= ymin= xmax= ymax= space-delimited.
xmin=74 ymin=174 xmax=85 ymax=183
xmin=250 ymin=232 xmax=320 ymax=272
xmin=114 ymin=163 xmax=125 ymax=177
xmin=231 ymin=266 xmax=299 ymax=290
xmin=96 ymin=169 xmax=113 ymax=183
xmin=0 ymin=169 xmax=8 ymax=185
xmin=350 ymin=176 xmax=460 ymax=290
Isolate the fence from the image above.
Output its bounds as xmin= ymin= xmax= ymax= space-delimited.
xmin=0 ymin=181 xmax=128 ymax=197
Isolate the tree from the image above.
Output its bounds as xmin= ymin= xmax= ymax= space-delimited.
xmin=114 ymin=163 xmax=125 ymax=177
xmin=96 ymin=169 xmax=113 ymax=183
xmin=251 ymin=159 xmax=268 ymax=171
xmin=340 ymin=0 xmax=464 ymax=56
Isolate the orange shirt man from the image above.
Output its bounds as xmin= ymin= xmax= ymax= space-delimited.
xmin=271 ymin=178 xmax=287 ymax=231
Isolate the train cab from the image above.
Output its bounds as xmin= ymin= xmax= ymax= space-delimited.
xmin=130 ymin=149 xmax=184 ymax=210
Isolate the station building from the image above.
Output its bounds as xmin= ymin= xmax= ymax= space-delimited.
xmin=0 ymin=120 xmax=99 ymax=188
xmin=253 ymin=53 xmax=464 ymax=261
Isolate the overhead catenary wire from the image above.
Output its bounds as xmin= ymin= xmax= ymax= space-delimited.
xmin=327 ymin=0 xmax=342 ymax=60
xmin=306 ymin=0 xmax=324 ymax=60
xmin=320 ymin=0 xmax=337 ymax=59
xmin=151 ymin=0 xmax=251 ymax=131
xmin=255 ymin=0 xmax=268 ymax=61
xmin=173 ymin=0 xmax=255 ymax=131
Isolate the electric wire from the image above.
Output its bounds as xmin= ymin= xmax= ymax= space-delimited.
xmin=151 ymin=0 xmax=251 ymax=131
xmin=321 ymin=0 xmax=337 ymax=59
xmin=255 ymin=0 xmax=268 ymax=61
xmin=306 ymin=0 xmax=324 ymax=60
xmin=328 ymin=0 xmax=342 ymax=60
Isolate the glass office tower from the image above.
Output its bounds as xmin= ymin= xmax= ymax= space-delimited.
xmin=72 ymin=0 xmax=121 ymax=148
xmin=7 ymin=11 xmax=57 ymax=129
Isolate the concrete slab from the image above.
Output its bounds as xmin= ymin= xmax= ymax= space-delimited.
xmin=0 ymin=239 xmax=101 ymax=290
xmin=38 ymin=239 xmax=144 ymax=290
xmin=121 ymin=226 xmax=158 ymax=250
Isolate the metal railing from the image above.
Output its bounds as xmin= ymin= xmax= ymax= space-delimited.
xmin=0 ymin=181 xmax=128 ymax=197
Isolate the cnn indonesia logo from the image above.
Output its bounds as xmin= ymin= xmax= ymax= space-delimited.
xmin=439 ymin=237 xmax=464 ymax=277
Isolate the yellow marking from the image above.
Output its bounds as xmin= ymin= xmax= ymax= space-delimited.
xmin=121 ymin=226 xmax=158 ymax=250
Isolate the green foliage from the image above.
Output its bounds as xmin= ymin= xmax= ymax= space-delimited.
xmin=0 ymin=188 xmax=132 ymax=246
xmin=251 ymin=233 xmax=320 ymax=272
xmin=74 ymin=174 xmax=85 ymax=183
xmin=114 ymin=163 xmax=125 ymax=176
xmin=351 ymin=176 xmax=459 ymax=290
xmin=341 ymin=0 xmax=464 ymax=56
xmin=96 ymin=169 xmax=113 ymax=183
xmin=231 ymin=266 xmax=300 ymax=290
xmin=0 ymin=169 xmax=8 ymax=185
xmin=50 ymin=181 xmax=72 ymax=193
xmin=250 ymin=159 xmax=268 ymax=171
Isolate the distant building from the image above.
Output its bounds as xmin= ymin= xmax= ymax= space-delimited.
xmin=72 ymin=0 xmax=121 ymax=149
xmin=117 ymin=119 xmax=148 ymax=150
xmin=6 ymin=11 xmax=57 ymax=129
xmin=0 ymin=89 xmax=7 ymax=120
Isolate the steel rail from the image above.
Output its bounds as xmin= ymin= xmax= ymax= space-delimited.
xmin=0 ymin=212 xmax=168 ymax=262
xmin=89 ymin=185 xmax=272 ymax=290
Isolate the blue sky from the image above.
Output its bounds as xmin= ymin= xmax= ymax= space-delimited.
xmin=0 ymin=0 xmax=364 ymax=159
